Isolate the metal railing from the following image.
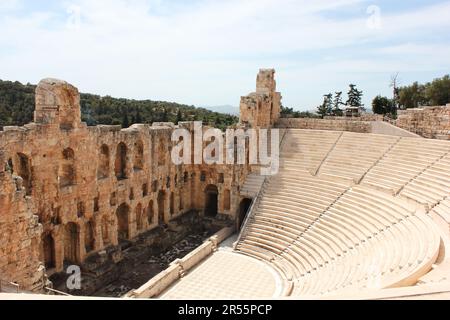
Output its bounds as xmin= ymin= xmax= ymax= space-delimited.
xmin=234 ymin=128 xmax=288 ymax=249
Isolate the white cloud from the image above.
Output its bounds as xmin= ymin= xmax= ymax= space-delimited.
xmin=0 ymin=0 xmax=449 ymax=109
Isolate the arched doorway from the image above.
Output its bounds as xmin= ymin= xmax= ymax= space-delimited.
xmin=115 ymin=143 xmax=127 ymax=180
xmin=239 ymin=198 xmax=253 ymax=229
xmin=64 ymin=222 xmax=79 ymax=264
xmin=205 ymin=185 xmax=219 ymax=217
xmin=116 ymin=203 xmax=130 ymax=241
xmin=43 ymin=233 xmax=55 ymax=269
xmin=157 ymin=191 xmax=165 ymax=224
xmin=133 ymin=140 xmax=144 ymax=171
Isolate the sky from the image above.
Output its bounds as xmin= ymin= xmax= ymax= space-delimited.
xmin=0 ymin=0 xmax=449 ymax=111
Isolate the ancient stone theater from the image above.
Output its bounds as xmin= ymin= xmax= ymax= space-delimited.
xmin=1 ymin=70 xmax=450 ymax=299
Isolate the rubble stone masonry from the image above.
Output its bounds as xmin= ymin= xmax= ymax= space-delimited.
xmin=395 ymin=105 xmax=450 ymax=140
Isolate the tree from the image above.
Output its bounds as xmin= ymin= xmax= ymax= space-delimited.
xmin=425 ymin=75 xmax=450 ymax=106
xmin=317 ymin=94 xmax=332 ymax=119
xmin=121 ymin=111 xmax=129 ymax=128
xmin=332 ymin=92 xmax=344 ymax=116
xmin=176 ymin=109 xmax=183 ymax=123
xmin=398 ymin=81 xmax=426 ymax=109
xmin=346 ymin=84 xmax=364 ymax=109
xmin=324 ymin=93 xmax=333 ymax=115
xmin=372 ymin=95 xmax=395 ymax=115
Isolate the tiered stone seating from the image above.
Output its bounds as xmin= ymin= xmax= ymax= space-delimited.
xmin=400 ymin=153 xmax=450 ymax=206
xmin=362 ymin=138 xmax=450 ymax=194
xmin=235 ymin=129 xmax=445 ymax=297
xmin=240 ymin=173 xmax=266 ymax=198
xmin=280 ymin=130 xmax=342 ymax=175
xmin=317 ymin=132 xmax=399 ymax=183
xmin=431 ymin=198 xmax=450 ymax=225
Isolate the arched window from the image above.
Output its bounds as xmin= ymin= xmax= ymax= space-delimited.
xmin=16 ymin=153 xmax=32 ymax=195
xmin=157 ymin=191 xmax=165 ymax=224
xmin=134 ymin=140 xmax=144 ymax=171
xmin=115 ymin=143 xmax=127 ymax=180
xmin=59 ymin=148 xmax=75 ymax=188
xmin=98 ymin=145 xmax=110 ymax=179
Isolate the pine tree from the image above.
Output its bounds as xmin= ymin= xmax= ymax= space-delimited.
xmin=122 ymin=111 xmax=129 ymax=128
xmin=317 ymin=94 xmax=332 ymax=119
xmin=176 ymin=109 xmax=183 ymax=124
xmin=332 ymin=92 xmax=344 ymax=116
xmin=346 ymin=84 xmax=364 ymax=108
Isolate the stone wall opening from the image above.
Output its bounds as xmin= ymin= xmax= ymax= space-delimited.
xmin=170 ymin=192 xmax=175 ymax=215
xmin=133 ymin=140 xmax=144 ymax=171
xmin=64 ymin=222 xmax=80 ymax=264
xmin=16 ymin=153 xmax=32 ymax=195
xmin=43 ymin=233 xmax=56 ymax=269
xmin=98 ymin=145 xmax=110 ymax=180
xmin=101 ymin=216 xmax=110 ymax=246
xmin=147 ymin=200 xmax=154 ymax=225
xmin=59 ymin=148 xmax=75 ymax=188
xmin=115 ymin=143 xmax=128 ymax=180
xmin=116 ymin=203 xmax=130 ymax=241
xmin=85 ymin=220 xmax=95 ymax=253
xmin=157 ymin=191 xmax=165 ymax=224
xmin=239 ymin=198 xmax=253 ymax=229
xmin=223 ymin=189 xmax=231 ymax=211
xmin=135 ymin=203 xmax=143 ymax=231
xmin=205 ymin=185 xmax=219 ymax=217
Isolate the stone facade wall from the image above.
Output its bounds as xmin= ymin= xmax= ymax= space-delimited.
xmin=276 ymin=118 xmax=372 ymax=133
xmin=0 ymin=79 xmax=249 ymax=291
xmin=395 ymin=105 xmax=450 ymax=140
xmin=239 ymin=69 xmax=281 ymax=128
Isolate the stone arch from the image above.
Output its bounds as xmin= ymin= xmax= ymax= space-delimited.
xmin=59 ymin=148 xmax=76 ymax=188
xmin=116 ymin=203 xmax=130 ymax=241
xmin=133 ymin=140 xmax=144 ymax=171
xmin=115 ymin=143 xmax=128 ymax=180
xmin=157 ymin=190 xmax=166 ymax=224
xmin=205 ymin=185 xmax=219 ymax=217
xmin=223 ymin=189 xmax=231 ymax=211
xmin=84 ymin=220 xmax=95 ymax=253
xmin=43 ymin=233 xmax=56 ymax=269
xmin=239 ymin=198 xmax=253 ymax=229
xmin=98 ymin=144 xmax=110 ymax=179
xmin=135 ymin=203 xmax=143 ymax=231
xmin=147 ymin=200 xmax=154 ymax=225
xmin=101 ymin=216 xmax=110 ymax=246
xmin=64 ymin=222 xmax=80 ymax=264
xmin=16 ymin=152 xmax=32 ymax=195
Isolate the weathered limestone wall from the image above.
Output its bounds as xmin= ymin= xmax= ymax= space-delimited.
xmin=276 ymin=118 xmax=372 ymax=133
xmin=240 ymin=69 xmax=281 ymax=128
xmin=0 ymin=151 xmax=45 ymax=291
xmin=395 ymin=105 xmax=450 ymax=140
xmin=0 ymin=79 xmax=248 ymax=291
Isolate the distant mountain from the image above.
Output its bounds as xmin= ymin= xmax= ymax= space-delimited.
xmin=203 ymin=105 xmax=239 ymax=115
